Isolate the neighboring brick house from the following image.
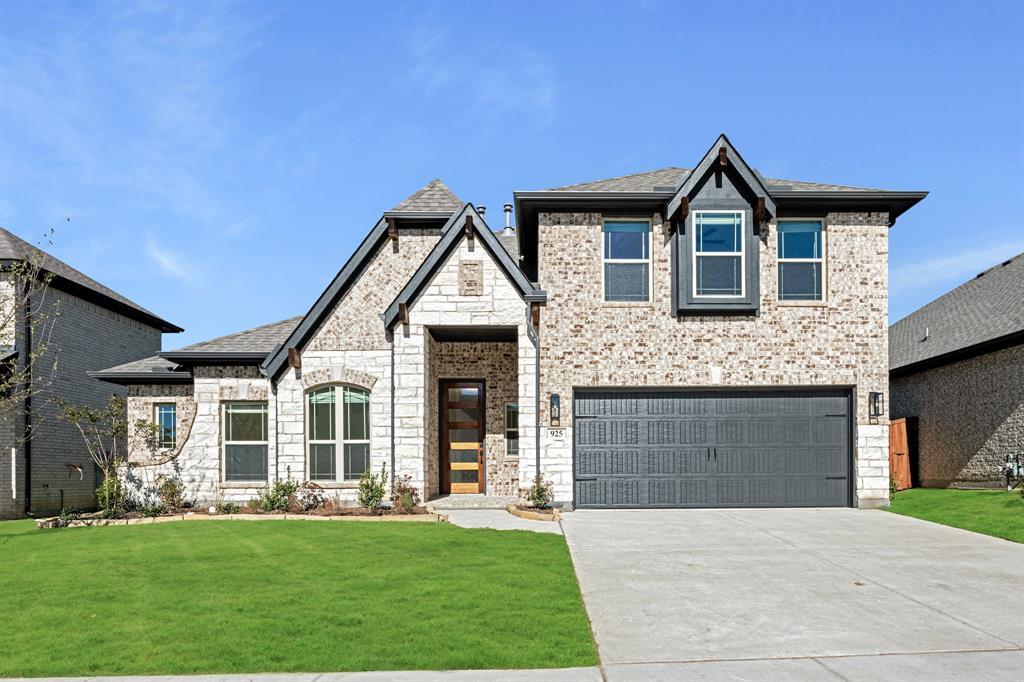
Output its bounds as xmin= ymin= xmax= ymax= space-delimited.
xmin=0 ymin=227 xmax=181 ymax=519
xmin=95 ymin=135 xmax=926 ymax=509
xmin=889 ymin=252 xmax=1023 ymax=487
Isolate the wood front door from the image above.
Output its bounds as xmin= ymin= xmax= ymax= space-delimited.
xmin=440 ymin=380 xmax=485 ymax=494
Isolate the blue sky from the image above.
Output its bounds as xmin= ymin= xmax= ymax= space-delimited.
xmin=1 ymin=1 xmax=1022 ymax=347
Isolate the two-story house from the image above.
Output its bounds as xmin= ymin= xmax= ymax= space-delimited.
xmin=94 ymin=135 xmax=926 ymax=510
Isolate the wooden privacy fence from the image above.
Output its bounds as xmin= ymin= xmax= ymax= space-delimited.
xmin=889 ymin=418 xmax=914 ymax=491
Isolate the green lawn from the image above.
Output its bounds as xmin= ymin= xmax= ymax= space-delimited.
xmin=0 ymin=519 xmax=597 ymax=676
xmin=887 ymin=488 xmax=1024 ymax=543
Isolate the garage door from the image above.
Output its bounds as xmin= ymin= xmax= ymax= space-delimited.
xmin=573 ymin=389 xmax=851 ymax=508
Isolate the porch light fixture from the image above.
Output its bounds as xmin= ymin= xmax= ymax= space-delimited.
xmin=550 ymin=394 xmax=561 ymax=427
xmin=869 ymin=391 xmax=884 ymax=424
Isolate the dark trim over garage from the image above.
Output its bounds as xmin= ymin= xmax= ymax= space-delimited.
xmin=572 ymin=387 xmax=854 ymax=509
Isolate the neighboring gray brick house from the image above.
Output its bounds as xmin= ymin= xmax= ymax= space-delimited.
xmin=95 ymin=135 xmax=926 ymax=510
xmin=890 ymin=252 xmax=1024 ymax=487
xmin=0 ymin=228 xmax=181 ymax=519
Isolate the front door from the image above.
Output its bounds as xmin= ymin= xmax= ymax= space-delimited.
xmin=440 ymin=380 xmax=485 ymax=494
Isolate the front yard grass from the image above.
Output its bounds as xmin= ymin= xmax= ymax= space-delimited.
xmin=0 ymin=519 xmax=597 ymax=676
xmin=887 ymin=488 xmax=1024 ymax=543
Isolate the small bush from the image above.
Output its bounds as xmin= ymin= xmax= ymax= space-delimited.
xmin=252 ymin=472 xmax=300 ymax=512
xmin=358 ymin=463 xmax=388 ymax=510
xmin=154 ymin=474 xmax=187 ymax=510
xmin=216 ymin=500 xmax=241 ymax=515
xmin=526 ymin=475 xmax=555 ymax=509
xmin=391 ymin=475 xmax=421 ymax=514
xmin=96 ymin=476 xmax=131 ymax=517
xmin=141 ymin=503 xmax=164 ymax=518
xmin=58 ymin=507 xmax=82 ymax=526
xmin=889 ymin=474 xmax=900 ymax=501
xmin=296 ymin=481 xmax=326 ymax=511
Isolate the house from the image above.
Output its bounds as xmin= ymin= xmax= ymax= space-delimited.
xmin=94 ymin=134 xmax=926 ymax=510
xmin=0 ymin=227 xmax=181 ymax=519
xmin=889 ymin=252 xmax=1023 ymax=487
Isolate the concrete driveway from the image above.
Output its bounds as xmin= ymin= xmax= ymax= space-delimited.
xmin=561 ymin=508 xmax=1024 ymax=681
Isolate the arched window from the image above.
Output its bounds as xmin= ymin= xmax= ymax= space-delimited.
xmin=307 ymin=385 xmax=370 ymax=482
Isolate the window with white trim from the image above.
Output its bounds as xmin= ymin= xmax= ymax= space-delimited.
xmin=505 ymin=403 xmax=519 ymax=455
xmin=154 ymin=403 xmax=176 ymax=449
xmin=307 ymin=385 xmax=371 ymax=482
xmin=693 ymin=211 xmax=744 ymax=297
xmin=603 ymin=220 xmax=650 ymax=302
xmin=223 ymin=402 xmax=268 ymax=482
xmin=777 ymin=220 xmax=825 ymax=301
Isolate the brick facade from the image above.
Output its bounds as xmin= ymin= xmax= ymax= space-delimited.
xmin=535 ymin=211 xmax=891 ymax=507
xmin=891 ymin=344 xmax=1024 ymax=486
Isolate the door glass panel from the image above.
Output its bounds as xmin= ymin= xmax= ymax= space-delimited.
xmin=447 ymin=387 xmax=479 ymax=402
xmin=450 ymin=470 xmax=479 ymax=483
xmin=449 ymin=449 xmax=478 ymax=463
xmin=448 ymin=408 xmax=478 ymax=423
xmin=449 ymin=428 xmax=478 ymax=443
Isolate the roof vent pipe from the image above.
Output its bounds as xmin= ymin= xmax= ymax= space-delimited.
xmin=922 ymin=327 xmax=930 ymax=341
xmin=504 ymin=203 xmax=513 ymax=228
xmin=478 ymin=205 xmax=486 ymax=217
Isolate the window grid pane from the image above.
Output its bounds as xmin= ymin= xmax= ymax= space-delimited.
xmin=344 ymin=443 xmax=370 ymax=480
xmin=307 ymin=387 xmax=372 ymax=483
xmin=506 ymin=403 xmax=519 ymax=456
xmin=155 ymin=404 xmax=176 ymax=449
xmin=777 ymin=221 xmax=824 ymax=301
xmin=603 ymin=221 xmax=650 ymax=303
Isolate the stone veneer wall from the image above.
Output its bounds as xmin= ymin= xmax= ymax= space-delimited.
xmin=394 ymin=236 xmax=536 ymax=498
xmin=536 ymin=211 xmax=891 ymax=507
xmin=426 ymin=339 xmax=519 ymax=497
xmin=891 ymin=343 xmax=1024 ymax=486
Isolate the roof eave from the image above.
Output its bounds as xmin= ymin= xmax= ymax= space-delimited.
xmin=158 ymin=351 xmax=268 ymax=365
xmin=890 ymin=329 xmax=1024 ymax=378
xmin=88 ymin=370 xmax=193 ymax=386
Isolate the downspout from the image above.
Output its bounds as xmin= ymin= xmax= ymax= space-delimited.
xmin=22 ymin=281 xmax=32 ymax=516
xmin=526 ymin=302 xmax=541 ymax=481
xmin=389 ymin=332 xmax=395 ymax=486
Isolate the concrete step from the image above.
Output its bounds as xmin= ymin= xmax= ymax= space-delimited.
xmin=426 ymin=494 xmax=519 ymax=510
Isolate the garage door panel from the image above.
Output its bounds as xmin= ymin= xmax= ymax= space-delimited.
xmin=574 ymin=389 xmax=851 ymax=509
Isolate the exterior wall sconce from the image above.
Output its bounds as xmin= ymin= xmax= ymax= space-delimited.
xmin=550 ymin=394 xmax=561 ymax=427
xmin=869 ymin=391 xmax=884 ymax=425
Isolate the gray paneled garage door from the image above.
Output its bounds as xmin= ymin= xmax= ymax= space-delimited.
xmin=573 ymin=389 xmax=851 ymax=508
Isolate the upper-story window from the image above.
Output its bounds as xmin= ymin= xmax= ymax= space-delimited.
xmin=308 ymin=385 xmax=371 ymax=483
xmin=223 ymin=401 xmax=268 ymax=482
xmin=154 ymin=403 xmax=176 ymax=449
xmin=693 ymin=211 xmax=744 ymax=298
xmin=603 ymin=220 xmax=650 ymax=302
xmin=777 ymin=220 xmax=825 ymax=301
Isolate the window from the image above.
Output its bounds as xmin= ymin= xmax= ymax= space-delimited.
xmin=223 ymin=402 xmax=268 ymax=482
xmin=603 ymin=220 xmax=650 ymax=302
xmin=154 ymin=403 xmax=176 ymax=449
xmin=505 ymin=403 xmax=519 ymax=455
xmin=693 ymin=211 xmax=744 ymax=297
xmin=307 ymin=386 xmax=371 ymax=482
xmin=777 ymin=220 xmax=825 ymax=301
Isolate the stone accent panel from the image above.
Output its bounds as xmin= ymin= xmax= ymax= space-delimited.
xmin=537 ymin=211 xmax=891 ymax=506
xmin=308 ymin=229 xmax=440 ymax=351
xmin=300 ymin=366 xmax=378 ymax=391
xmin=426 ymin=339 xmax=519 ymax=497
xmin=891 ymin=344 xmax=1024 ymax=486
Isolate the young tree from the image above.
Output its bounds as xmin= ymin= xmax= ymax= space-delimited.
xmin=0 ymin=228 xmax=61 ymax=435
xmin=56 ymin=395 xmax=162 ymax=515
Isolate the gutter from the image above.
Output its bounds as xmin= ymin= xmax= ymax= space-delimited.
xmin=158 ymin=351 xmax=269 ymax=365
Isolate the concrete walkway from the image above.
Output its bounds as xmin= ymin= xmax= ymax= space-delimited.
xmin=562 ymin=507 xmax=1024 ymax=680
xmin=442 ymin=508 xmax=562 ymax=534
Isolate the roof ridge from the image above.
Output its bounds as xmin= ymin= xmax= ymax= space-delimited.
xmin=174 ymin=315 xmax=303 ymax=352
xmin=550 ymin=166 xmax=687 ymax=191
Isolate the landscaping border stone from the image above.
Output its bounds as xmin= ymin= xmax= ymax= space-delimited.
xmin=37 ymin=511 xmax=448 ymax=529
xmin=506 ymin=504 xmax=560 ymax=522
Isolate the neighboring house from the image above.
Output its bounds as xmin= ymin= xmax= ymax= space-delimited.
xmin=0 ymin=227 xmax=181 ymax=519
xmin=94 ymin=134 xmax=926 ymax=510
xmin=890 ymin=252 xmax=1024 ymax=487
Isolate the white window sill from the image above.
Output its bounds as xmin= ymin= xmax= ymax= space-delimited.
xmin=777 ymin=299 xmax=828 ymax=308
xmin=313 ymin=482 xmax=361 ymax=489
xmin=220 ymin=481 xmax=266 ymax=489
xmin=601 ymin=301 xmax=654 ymax=308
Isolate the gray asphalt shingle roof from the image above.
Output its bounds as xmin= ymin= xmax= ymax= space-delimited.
xmin=889 ymin=252 xmax=1024 ymax=371
xmin=0 ymin=227 xmax=180 ymax=331
xmin=94 ymin=355 xmax=183 ymax=376
xmin=390 ymin=179 xmax=463 ymax=213
xmin=173 ymin=316 xmax=303 ymax=353
xmin=546 ymin=167 xmax=879 ymax=193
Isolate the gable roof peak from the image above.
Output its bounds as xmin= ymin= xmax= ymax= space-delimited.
xmin=389 ymin=178 xmax=464 ymax=214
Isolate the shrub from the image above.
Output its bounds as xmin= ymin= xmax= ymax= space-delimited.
xmin=58 ymin=507 xmax=82 ymax=526
xmin=141 ymin=503 xmax=164 ymax=518
xmin=390 ymin=475 xmax=421 ymax=514
xmin=216 ymin=500 xmax=241 ymax=515
xmin=154 ymin=474 xmax=187 ymax=510
xmin=358 ymin=463 xmax=388 ymax=510
xmin=96 ymin=476 xmax=131 ymax=517
xmin=526 ymin=475 xmax=555 ymax=509
xmin=889 ymin=474 xmax=900 ymax=501
xmin=253 ymin=476 xmax=300 ymax=512
xmin=296 ymin=481 xmax=326 ymax=511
